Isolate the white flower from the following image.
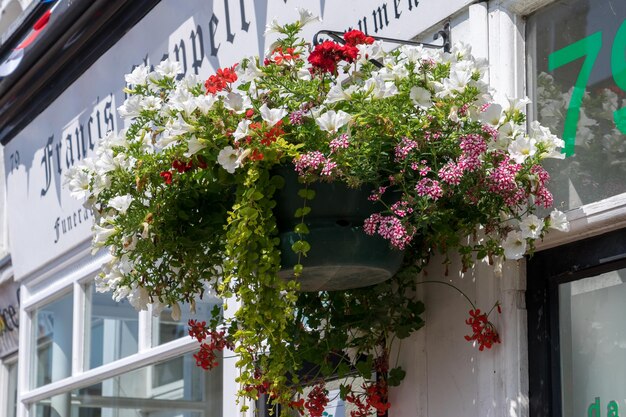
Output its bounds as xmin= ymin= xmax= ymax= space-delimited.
xmin=502 ymin=230 xmax=527 ymax=260
xmin=223 ymin=92 xmax=252 ymax=114
xmin=140 ymin=96 xmax=162 ymax=112
xmin=65 ymin=166 xmax=92 ymax=200
xmin=217 ymin=146 xmax=247 ymax=173
xmin=436 ymin=68 xmax=472 ymax=97
xmin=410 ymin=86 xmax=432 ymax=109
xmin=125 ymin=65 xmax=149 ymax=86
xmin=315 ymin=110 xmax=352 ymax=133
xmin=260 ymin=103 xmax=287 ymax=127
xmin=508 ymin=136 xmax=537 ymax=164
xmin=357 ymin=41 xmax=385 ymax=64
xmin=529 ymin=121 xmax=565 ymax=159
xmin=233 ymin=119 xmax=252 ymax=141
xmin=109 ymin=195 xmax=133 ymax=214
xmin=519 ymin=214 xmax=543 ymax=239
xmin=478 ymin=103 xmax=503 ymax=125
xmin=238 ymin=58 xmax=263 ymax=83
xmin=264 ymin=18 xmax=282 ymax=35
xmin=92 ymin=223 xmax=117 ymax=252
xmin=506 ymin=96 xmax=531 ymax=113
xmin=192 ymin=94 xmax=217 ymax=114
xmin=164 ymin=113 xmax=194 ymax=137
xmin=184 ymin=135 xmax=208 ymax=158
xmin=549 ymin=210 xmax=570 ymax=232
xmin=155 ymin=58 xmax=183 ymax=79
xmin=171 ymin=303 xmax=182 ymax=321
xmin=117 ymin=96 xmax=142 ymax=119
xmin=363 ymin=76 xmax=398 ymax=99
xmin=127 ymin=284 xmax=151 ymax=311
xmin=326 ymin=84 xmax=358 ymax=104
xmin=296 ymin=8 xmax=321 ymax=27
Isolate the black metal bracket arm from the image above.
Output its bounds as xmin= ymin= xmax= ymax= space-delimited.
xmin=313 ymin=20 xmax=451 ymax=54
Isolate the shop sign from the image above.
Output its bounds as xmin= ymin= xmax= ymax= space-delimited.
xmin=3 ymin=0 xmax=471 ymax=280
xmin=0 ymin=281 xmax=20 ymax=357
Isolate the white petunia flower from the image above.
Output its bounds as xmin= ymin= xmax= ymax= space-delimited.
xmin=140 ymin=96 xmax=162 ymax=112
xmin=260 ymin=103 xmax=287 ymax=127
xmin=117 ymin=96 xmax=142 ymax=119
xmin=508 ymin=136 xmax=537 ymax=164
xmin=184 ymin=135 xmax=207 ymax=158
xmin=519 ymin=214 xmax=543 ymax=239
xmin=549 ymin=210 xmax=570 ymax=232
xmin=502 ymin=230 xmax=527 ymax=260
xmin=506 ymin=96 xmax=531 ymax=113
xmin=238 ymin=58 xmax=263 ymax=83
xmin=92 ymin=223 xmax=117 ymax=252
xmin=478 ymin=103 xmax=503 ymax=125
xmin=315 ymin=110 xmax=352 ymax=133
xmin=127 ymin=284 xmax=151 ymax=311
xmin=357 ymin=41 xmax=385 ymax=64
xmin=264 ymin=18 xmax=282 ymax=35
xmin=193 ymin=94 xmax=217 ymax=114
xmin=296 ymin=8 xmax=321 ymax=27
xmin=65 ymin=166 xmax=92 ymax=200
xmin=529 ymin=121 xmax=565 ymax=160
xmin=125 ymin=65 xmax=149 ymax=86
xmin=410 ymin=86 xmax=432 ymax=109
xmin=326 ymin=84 xmax=358 ymax=104
xmin=233 ymin=119 xmax=252 ymax=141
xmin=155 ymin=58 xmax=183 ymax=79
xmin=218 ymin=146 xmax=247 ymax=173
xmin=108 ymin=195 xmax=133 ymax=214
xmin=223 ymin=92 xmax=252 ymax=114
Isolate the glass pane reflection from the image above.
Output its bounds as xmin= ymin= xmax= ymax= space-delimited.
xmin=34 ymin=353 xmax=221 ymax=417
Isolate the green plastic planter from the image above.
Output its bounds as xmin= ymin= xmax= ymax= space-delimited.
xmin=274 ymin=168 xmax=405 ymax=291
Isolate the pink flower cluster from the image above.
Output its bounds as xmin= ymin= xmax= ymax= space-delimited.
xmin=368 ymin=186 xmax=388 ymax=201
xmin=415 ymin=178 xmax=443 ymax=200
xmin=390 ymin=200 xmax=414 ymax=217
xmin=293 ymin=152 xmax=337 ymax=177
xmin=487 ymin=155 xmax=525 ymax=207
xmin=438 ymin=161 xmax=463 ymax=185
xmin=329 ymin=134 xmax=350 ymax=153
xmin=458 ymin=134 xmax=487 ymax=172
xmin=363 ymin=214 xmax=414 ymax=250
xmin=531 ymin=165 xmax=554 ymax=208
xmin=394 ymin=137 xmax=418 ymax=161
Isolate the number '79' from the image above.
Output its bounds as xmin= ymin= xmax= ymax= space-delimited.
xmin=548 ymin=20 xmax=626 ymax=157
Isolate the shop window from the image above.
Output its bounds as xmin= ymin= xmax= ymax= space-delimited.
xmin=527 ymin=228 xmax=626 ymax=417
xmin=527 ymin=0 xmax=626 ymax=210
xmin=33 ymin=352 xmax=221 ymax=417
xmin=85 ymin=283 xmax=139 ymax=370
xmin=4 ymin=357 xmax=18 ymax=417
xmin=32 ymin=292 xmax=73 ymax=388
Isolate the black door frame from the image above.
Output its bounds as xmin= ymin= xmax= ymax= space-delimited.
xmin=527 ymin=227 xmax=626 ymax=417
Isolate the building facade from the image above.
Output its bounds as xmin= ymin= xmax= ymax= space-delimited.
xmin=0 ymin=0 xmax=624 ymax=416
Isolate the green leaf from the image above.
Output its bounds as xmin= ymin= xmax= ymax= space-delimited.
xmin=251 ymin=191 xmax=264 ymax=201
xmin=294 ymin=223 xmax=310 ymax=234
xmin=337 ymin=362 xmax=351 ymax=378
xmin=388 ymin=367 xmax=407 ymax=387
xmin=294 ymin=207 xmax=311 ymax=217
xmin=355 ymin=360 xmax=372 ymax=378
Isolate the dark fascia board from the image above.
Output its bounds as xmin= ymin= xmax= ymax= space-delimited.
xmin=0 ymin=0 xmax=161 ymax=145
xmin=0 ymin=0 xmax=50 ymax=54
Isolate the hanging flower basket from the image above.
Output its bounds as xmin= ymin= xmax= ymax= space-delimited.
xmin=66 ymin=8 xmax=570 ymax=416
xmin=274 ymin=167 xmax=405 ymax=291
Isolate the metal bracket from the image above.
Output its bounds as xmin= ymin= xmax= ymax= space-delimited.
xmin=313 ymin=20 xmax=452 ymax=53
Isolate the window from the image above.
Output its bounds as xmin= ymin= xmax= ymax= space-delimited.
xmin=527 ymin=0 xmax=626 ymax=210
xmin=32 ymin=292 xmax=73 ymax=388
xmin=527 ymin=228 xmax=626 ymax=417
xmin=3 ymin=356 xmax=18 ymax=417
xmin=33 ymin=352 xmax=221 ymax=417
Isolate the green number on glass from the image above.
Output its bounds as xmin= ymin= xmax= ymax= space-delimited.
xmin=612 ymin=20 xmax=626 ymax=134
xmin=548 ymin=31 xmax=603 ymax=157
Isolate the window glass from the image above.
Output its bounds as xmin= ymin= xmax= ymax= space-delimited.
xmin=34 ymin=352 xmax=221 ymax=417
xmin=33 ymin=292 xmax=73 ymax=388
xmin=559 ymin=268 xmax=626 ymax=416
xmin=85 ymin=283 xmax=139 ymax=370
xmin=5 ymin=359 xmax=17 ymax=417
xmin=528 ymin=0 xmax=626 ymax=210
xmin=152 ymin=295 xmax=221 ymax=347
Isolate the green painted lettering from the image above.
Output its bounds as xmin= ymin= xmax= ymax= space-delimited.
xmin=549 ymin=31 xmax=603 ymax=157
xmin=608 ymin=400 xmax=619 ymax=417
xmin=589 ymin=397 xmax=601 ymax=417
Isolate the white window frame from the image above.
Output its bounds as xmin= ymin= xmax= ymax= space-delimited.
xmin=1 ymin=353 xmax=18 ymax=417
xmin=14 ymin=247 xmax=237 ymax=417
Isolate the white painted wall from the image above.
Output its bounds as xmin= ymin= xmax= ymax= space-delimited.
xmin=390 ymin=4 xmax=531 ymax=417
